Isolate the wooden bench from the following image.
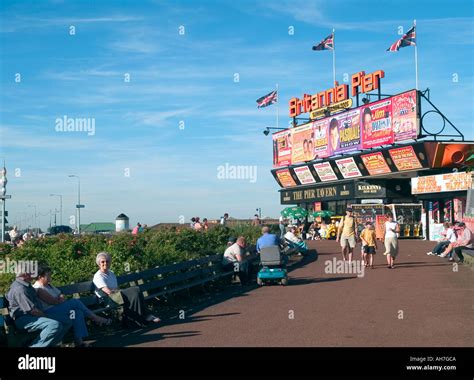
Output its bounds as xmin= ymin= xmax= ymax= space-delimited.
xmin=0 ymin=252 xmax=258 ymax=347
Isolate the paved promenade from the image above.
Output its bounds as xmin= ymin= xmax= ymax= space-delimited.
xmin=95 ymin=240 xmax=473 ymax=347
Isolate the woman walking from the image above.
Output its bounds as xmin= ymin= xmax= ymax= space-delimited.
xmin=382 ymin=214 xmax=400 ymax=269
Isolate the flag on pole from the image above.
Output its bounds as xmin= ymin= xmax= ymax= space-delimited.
xmin=256 ymin=90 xmax=278 ymax=108
xmin=312 ymin=34 xmax=334 ymax=51
xmin=387 ymin=25 xmax=416 ymax=51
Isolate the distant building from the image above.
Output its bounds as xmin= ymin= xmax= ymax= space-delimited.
xmin=115 ymin=213 xmax=129 ymax=232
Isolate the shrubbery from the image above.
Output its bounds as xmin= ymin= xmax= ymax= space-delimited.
xmin=0 ymin=224 xmax=275 ymax=294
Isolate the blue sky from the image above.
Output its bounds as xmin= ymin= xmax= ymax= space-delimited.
xmin=0 ymin=0 xmax=473 ymax=230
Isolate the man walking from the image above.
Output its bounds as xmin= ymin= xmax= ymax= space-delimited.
xmin=336 ymin=208 xmax=358 ymax=263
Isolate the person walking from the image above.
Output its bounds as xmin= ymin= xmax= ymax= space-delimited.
xmin=360 ymin=222 xmax=378 ymax=269
xmin=382 ymin=214 xmax=400 ymax=269
xmin=336 ymin=208 xmax=358 ymax=263
xmin=279 ymin=215 xmax=286 ymax=239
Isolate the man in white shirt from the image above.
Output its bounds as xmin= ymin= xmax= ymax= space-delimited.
xmin=220 ymin=213 xmax=229 ymax=226
xmin=222 ymin=236 xmax=249 ymax=284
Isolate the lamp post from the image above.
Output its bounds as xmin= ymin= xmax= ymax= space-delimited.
xmin=27 ymin=204 xmax=37 ymax=234
xmin=0 ymin=161 xmax=11 ymax=243
xmin=68 ymin=175 xmax=83 ymax=234
xmin=50 ymin=194 xmax=63 ymax=226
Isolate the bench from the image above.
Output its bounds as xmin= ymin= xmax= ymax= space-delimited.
xmin=0 ymin=252 xmax=258 ymax=347
xmin=460 ymin=247 xmax=474 ymax=265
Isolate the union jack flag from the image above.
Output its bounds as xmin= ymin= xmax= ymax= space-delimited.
xmin=312 ymin=34 xmax=334 ymax=51
xmin=387 ymin=25 xmax=416 ymax=51
xmin=256 ymin=90 xmax=278 ymax=108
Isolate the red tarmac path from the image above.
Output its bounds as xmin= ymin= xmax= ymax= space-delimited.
xmin=94 ymin=240 xmax=473 ymax=347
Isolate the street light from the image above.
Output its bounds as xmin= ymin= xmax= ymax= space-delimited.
xmin=50 ymin=194 xmax=63 ymax=226
xmin=68 ymin=175 xmax=83 ymax=234
xmin=27 ymin=204 xmax=37 ymax=234
xmin=263 ymin=127 xmax=286 ymax=136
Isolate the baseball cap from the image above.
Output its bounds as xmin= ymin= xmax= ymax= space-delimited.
xmin=228 ymin=237 xmax=237 ymax=243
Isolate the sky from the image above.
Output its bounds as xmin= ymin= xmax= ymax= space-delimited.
xmin=0 ymin=0 xmax=473 ymax=230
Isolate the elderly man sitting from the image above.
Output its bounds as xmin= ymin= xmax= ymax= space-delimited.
xmin=6 ymin=269 xmax=72 ymax=347
xmin=222 ymin=236 xmax=250 ymax=285
xmin=256 ymin=226 xmax=280 ymax=252
xmin=284 ymin=226 xmax=309 ymax=254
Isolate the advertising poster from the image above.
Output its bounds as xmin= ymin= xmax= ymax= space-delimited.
xmin=291 ymin=122 xmax=315 ymax=164
xmin=276 ymin=169 xmax=297 ymax=188
xmin=328 ymin=109 xmax=361 ymax=155
xmin=361 ymin=152 xmax=391 ymax=175
xmin=294 ymin=165 xmax=317 ymax=185
xmin=429 ymin=223 xmax=445 ymax=241
xmin=392 ymin=90 xmax=418 ymax=142
xmin=272 ymin=129 xmax=292 ymax=167
xmin=389 ymin=146 xmax=422 ymax=171
xmin=411 ymin=172 xmax=472 ymax=194
xmin=361 ymin=98 xmax=393 ymax=149
xmin=335 ymin=157 xmax=362 ymax=178
xmin=313 ymin=162 xmax=338 ymax=182
xmin=312 ymin=119 xmax=330 ymax=159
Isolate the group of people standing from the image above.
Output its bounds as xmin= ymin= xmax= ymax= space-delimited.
xmin=336 ymin=208 xmax=401 ymax=269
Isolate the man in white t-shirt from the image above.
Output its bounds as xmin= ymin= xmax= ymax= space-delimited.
xmin=222 ymin=236 xmax=249 ymax=284
xmin=220 ymin=213 xmax=229 ymax=226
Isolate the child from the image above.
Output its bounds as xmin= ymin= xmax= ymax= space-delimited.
xmin=360 ymin=222 xmax=378 ymax=269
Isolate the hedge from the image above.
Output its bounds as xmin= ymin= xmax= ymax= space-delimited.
xmin=0 ymin=224 xmax=279 ymax=294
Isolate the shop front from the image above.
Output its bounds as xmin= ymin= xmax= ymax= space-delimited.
xmin=411 ymin=171 xmax=473 ymax=240
xmin=270 ymin=66 xmax=474 ymax=241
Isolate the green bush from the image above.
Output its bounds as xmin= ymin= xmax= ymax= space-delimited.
xmin=0 ymin=224 xmax=266 ymax=294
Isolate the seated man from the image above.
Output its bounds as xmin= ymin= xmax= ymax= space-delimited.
xmin=256 ymin=226 xmax=280 ymax=252
xmin=222 ymin=236 xmax=249 ymax=284
xmin=6 ymin=269 xmax=72 ymax=347
xmin=284 ymin=226 xmax=308 ymax=253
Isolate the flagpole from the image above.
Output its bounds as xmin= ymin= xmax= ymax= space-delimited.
xmin=332 ymin=28 xmax=336 ymax=86
xmin=414 ymin=20 xmax=419 ymax=90
xmin=276 ymin=83 xmax=279 ymax=128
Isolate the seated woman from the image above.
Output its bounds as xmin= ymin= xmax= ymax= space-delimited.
xmin=93 ymin=252 xmax=161 ymax=325
xmin=33 ymin=265 xmax=111 ymax=347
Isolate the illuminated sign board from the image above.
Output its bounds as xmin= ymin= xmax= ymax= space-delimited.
xmin=361 ymin=98 xmax=393 ymax=149
xmin=291 ymin=123 xmax=316 ymax=165
xmin=281 ymin=183 xmax=355 ymax=204
xmin=392 ymin=90 xmax=418 ymax=142
xmin=276 ymin=169 xmax=297 ymax=187
xmin=289 ymin=70 xmax=385 ymax=118
xmin=335 ymin=157 xmax=362 ymax=178
xmin=411 ymin=172 xmax=472 ymax=194
xmin=361 ymin=152 xmax=391 ymax=175
xmin=388 ymin=146 xmax=422 ymax=171
xmin=272 ymin=130 xmax=292 ymax=167
xmin=294 ymin=165 xmax=317 ymax=185
xmin=313 ymin=162 xmax=337 ymax=182
xmin=329 ymin=109 xmax=361 ymax=155
xmin=272 ymin=87 xmax=420 ymax=168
